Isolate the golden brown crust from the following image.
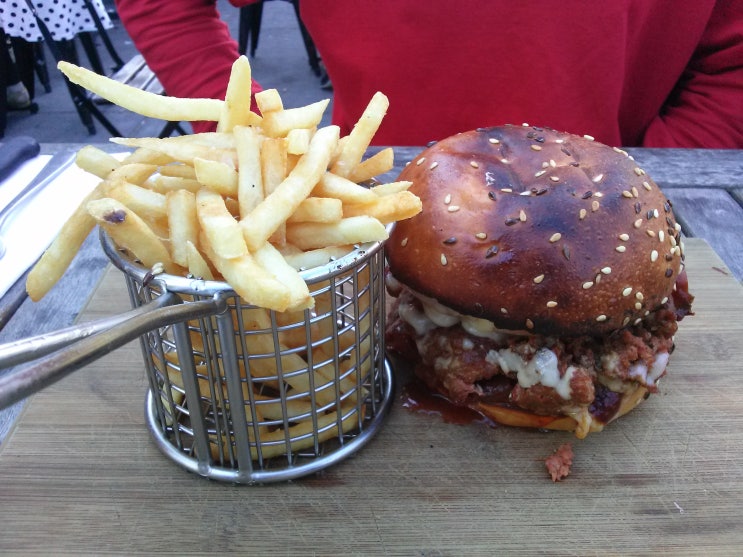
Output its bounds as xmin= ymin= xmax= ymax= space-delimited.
xmin=387 ymin=125 xmax=684 ymax=337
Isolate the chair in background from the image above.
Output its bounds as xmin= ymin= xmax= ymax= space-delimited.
xmin=238 ymin=0 xmax=322 ymax=78
xmin=1 ymin=29 xmax=41 ymax=138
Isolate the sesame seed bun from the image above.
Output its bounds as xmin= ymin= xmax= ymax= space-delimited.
xmin=386 ymin=125 xmax=685 ymax=337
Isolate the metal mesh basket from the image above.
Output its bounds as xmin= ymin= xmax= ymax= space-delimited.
xmin=102 ymin=232 xmax=393 ymax=484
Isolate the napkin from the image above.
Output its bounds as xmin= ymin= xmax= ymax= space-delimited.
xmin=0 ymin=155 xmax=102 ymax=299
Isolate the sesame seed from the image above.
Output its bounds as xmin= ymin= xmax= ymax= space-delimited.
xmin=623 ymin=317 xmax=631 ymax=326
xmin=501 ymin=307 xmax=508 ymax=314
xmin=520 ymin=190 xmax=532 ymax=196
xmin=555 ymin=139 xmax=564 ymax=144
xmin=401 ymin=237 xmax=409 ymax=247
xmin=470 ymin=161 xmax=479 ymax=169
xmin=536 ymin=188 xmax=548 ymax=196
xmin=592 ymin=174 xmax=604 ymax=183
xmin=653 ymin=209 xmax=660 ymax=218
xmin=443 ymin=237 xmax=457 ymax=245
xmin=475 ymin=232 xmax=487 ymax=239
xmin=592 ymin=200 xmax=600 ymax=212
xmin=635 ymin=302 xmax=642 ymax=310
xmin=547 ymin=301 xmax=558 ymax=308
xmin=595 ymin=192 xmax=604 ymax=198
xmin=619 ymin=233 xmax=630 ymax=241
xmin=430 ymin=161 xmax=439 ymax=170
xmin=661 ymin=297 xmax=668 ymax=304
xmin=665 ymin=268 xmax=674 ymax=277
xmin=440 ymin=254 xmax=448 ymax=265
xmin=542 ymin=161 xmax=550 ymax=168
xmin=485 ymin=245 xmax=499 ymax=258
xmin=488 ymin=191 xmax=496 ymax=200
xmin=501 ymin=188 xmax=513 ymax=193
xmin=596 ymin=314 xmax=607 ymax=322
xmin=444 ymin=193 xmax=452 ymax=204
xmin=533 ymin=274 xmax=545 ymax=284
xmin=579 ymin=209 xmax=587 ymax=220
xmin=582 ymin=191 xmax=593 ymax=199
xmin=616 ymin=245 xmax=627 ymax=253
xmin=489 ymin=138 xmax=500 ymax=144
xmin=631 ymin=186 xmax=639 ymax=198
xmin=659 ymin=230 xmax=665 ymax=242
xmin=636 ymin=292 xmax=644 ymax=301
xmin=505 ymin=217 xmax=519 ymax=226
xmin=634 ymin=318 xmax=642 ymax=325
xmin=550 ymin=176 xmax=560 ymax=182
xmin=549 ymin=159 xmax=557 ymax=168
xmin=622 ymin=287 xmax=633 ymax=297
xmin=595 ymin=274 xmax=602 ymax=284
xmin=634 ymin=219 xmax=643 ymax=229
xmin=643 ymin=181 xmax=652 ymax=191
xmin=634 ymin=167 xmax=645 ymax=176
xmin=535 ymin=169 xmax=547 ymax=178
xmin=670 ymin=236 xmax=677 ymax=247
xmin=500 ymin=158 xmax=510 ymax=164
xmin=519 ymin=210 xmax=527 ymax=222
xmin=582 ymin=281 xmax=594 ymax=289
xmin=622 ymin=190 xmax=634 ymax=199
xmin=584 ymin=134 xmax=595 ymax=141
xmin=549 ymin=233 xmax=562 ymax=243
xmin=416 ymin=157 xmax=426 ymax=166
xmin=448 ymin=205 xmax=460 ymax=212
xmin=674 ymin=222 xmax=681 ymax=232
xmin=651 ymin=250 xmax=659 ymax=262
xmin=526 ymin=319 xmax=534 ymax=329
xmin=530 ymin=144 xmax=543 ymax=151
xmin=646 ymin=230 xmax=656 ymax=237
xmin=563 ymin=245 xmax=571 ymax=260
xmin=601 ymin=267 xmax=612 ymax=274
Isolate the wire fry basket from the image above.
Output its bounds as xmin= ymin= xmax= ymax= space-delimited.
xmin=99 ymin=231 xmax=394 ymax=484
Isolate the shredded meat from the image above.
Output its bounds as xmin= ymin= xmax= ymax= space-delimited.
xmin=386 ymin=285 xmax=682 ymax=424
xmin=545 ymin=443 xmax=574 ymax=482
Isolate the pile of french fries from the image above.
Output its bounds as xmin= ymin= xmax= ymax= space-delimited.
xmin=26 ymin=56 xmax=421 ymax=313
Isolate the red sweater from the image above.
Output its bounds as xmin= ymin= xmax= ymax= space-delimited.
xmin=116 ymin=0 xmax=743 ymax=148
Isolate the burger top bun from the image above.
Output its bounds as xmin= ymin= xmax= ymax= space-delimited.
xmin=386 ymin=125 xmax=685 ymax=337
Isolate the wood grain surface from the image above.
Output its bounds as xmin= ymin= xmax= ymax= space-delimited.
xmin=0 ymin=240 xmax=741 ymax=555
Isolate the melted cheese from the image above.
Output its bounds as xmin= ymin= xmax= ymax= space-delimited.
xmin=628 ymin=352 xmax=669 ymax=387
xmin=486 ymin=347 xmax=575 ymax=399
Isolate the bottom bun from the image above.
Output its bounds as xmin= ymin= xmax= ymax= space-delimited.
xmin=476 ymin=385 xmax=649 ymax=439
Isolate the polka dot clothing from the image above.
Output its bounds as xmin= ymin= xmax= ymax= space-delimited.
xmin=0 ymin=0 xmax=112 ymax=42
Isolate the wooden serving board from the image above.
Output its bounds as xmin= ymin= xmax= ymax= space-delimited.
xmin=0 ymin=238 xmax=741 ymax=555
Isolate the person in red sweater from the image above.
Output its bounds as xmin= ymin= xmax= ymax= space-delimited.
xmin=115 ymin=0 xmax=743 ymax=148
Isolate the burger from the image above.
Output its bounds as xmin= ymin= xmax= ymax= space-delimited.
xmin=384 ymin=125 xmax=693 ymax=438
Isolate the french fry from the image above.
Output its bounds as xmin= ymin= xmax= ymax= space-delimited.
xmin=234 ymin=125 xmax=264 ymax=216
xmin=87 ymin=197 xmax=177 ymax=273
xmin=158 ymin=163 xmax=197 ymax=179
xmin=281 ymin=245 xmax=354 ymax=270
xmin=286 ymin=197 xmax=343 ymax=224
xmin=108 ymin=180 xmax=168 ymax=219
xmin=261 ymin=99 xmax=330 ymax=138
xmin=313 ymin=171 xmax=378 ymax=204
xmin=217 ymin=56 xmax=260 ymax=132
xmin=185 ymin=240 xmax=214 ymax=280
xmin=58 ymin=61 xmax=223 ymax=122
xmin=107 ymin=163 xmax=158 ymax=186
xmin=252 ymin=241 xmax=313 ymax=311
xmin=240 ymin=125 xmax=340 ymax=251
xmin=348 ymin=147 xmax=394 ymax=183
xmin=254 ymin=88 xmax=284 ymax=114
xmin=122 ymin=147 xmax=175 ymax=166
xmin=166 ymin=189 xmax=198 ymax=267
xmin=111 ymin=136 xmax=237 ymax=167
xmin=330 ymin=91 xmax=389 ymax=177
xmin=260 ymin=137 xmax=289 ymax=244
xmin=26 ymin=183 xmax=110 ymax=301
xmin=342 ymin=190 xmax=422 ymax=224
xmin=286 ymin=128 xmax=312 ymax=155
xmin=193 ymin=157 xmax=238 ymax=198
xmin=286 ymin=215 xmax=388 ymax=250
xmin=75 ymin=146 xmax=121 ymax=178
xmin=196 ymin=187 xmax=248 ymax=259
xmin=370 ymin=180 xmax=413 ymax=196
xmin=148 ymin=175 xmax=203 ymax=194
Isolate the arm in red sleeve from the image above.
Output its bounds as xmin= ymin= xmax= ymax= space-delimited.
xmin=642 ymin=0 xmax=743 ymax=148
xmin=114 ymin=0 xmax=261 ymax=133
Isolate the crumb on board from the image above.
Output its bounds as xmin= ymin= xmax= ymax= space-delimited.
xmin=545 ymin=443 xmax=574 ymax=482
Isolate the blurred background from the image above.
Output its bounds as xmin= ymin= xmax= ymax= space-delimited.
xmin=1 ymin=0 xmax=333 ymax=143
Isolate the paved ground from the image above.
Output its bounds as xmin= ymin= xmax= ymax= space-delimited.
xmin=3 ymin=0 xmax=332 ymax=143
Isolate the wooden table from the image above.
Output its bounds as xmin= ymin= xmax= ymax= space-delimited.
xmin=0 ymin=146 xmax=742 ymax=554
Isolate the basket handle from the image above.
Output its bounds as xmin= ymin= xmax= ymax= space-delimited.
xmin=0 ymin=291 xmax=227 ymax=410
